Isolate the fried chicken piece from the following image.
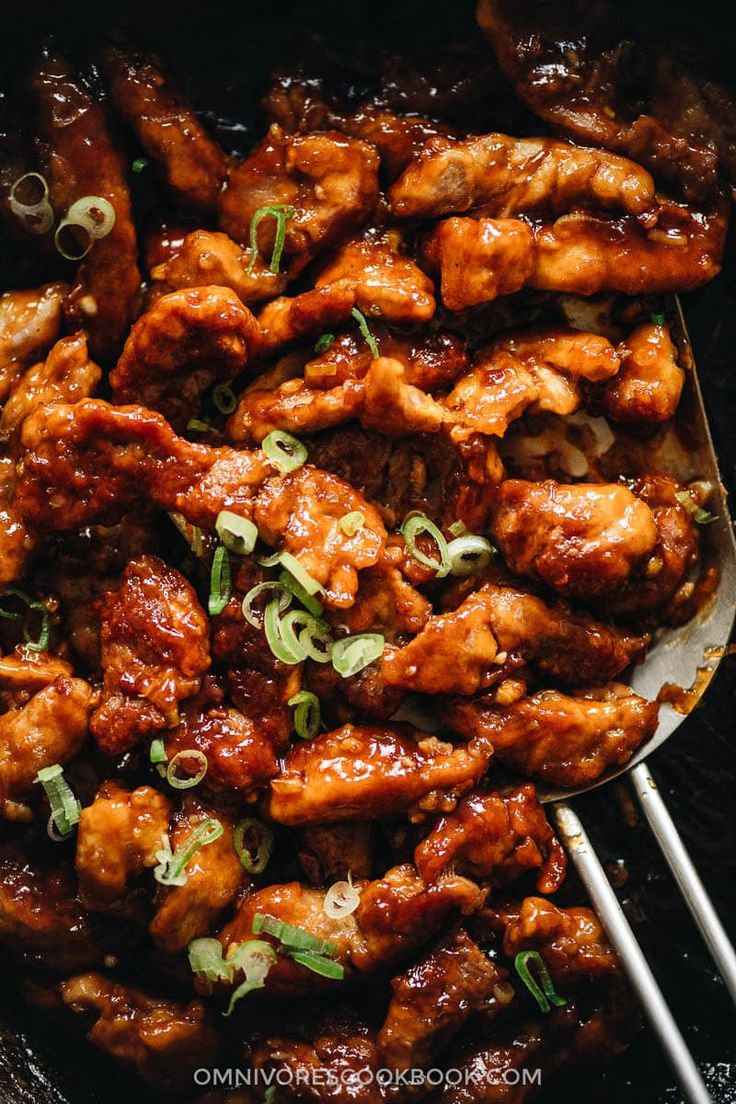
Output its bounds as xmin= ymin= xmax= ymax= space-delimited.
xmin=253 ymin=467 xmax=387 ymax=608
xmin=90 ymin=555 xmax=210 ymax=756
xmin=434 ymin=1024 xmax=544 ymax=1104
xmin=501 ymin=896 xmax=620 ymax=982
xmin=165 ymin=702 xmax=280 ymax=797
xmin=219 ymin=127 xmax=379 ymax=270
xmin=381 ymin=591 xmax=501 ymax=696
xmin=444 ymin=684 xmax=658 ymax=787
xmin=377 ymin=929 xmax=503 ymax=1070
xmin=61 ymin=973 xmax=219 ymax=1090
xmin=0 ymin=333 xmax=101 ymax=439
xmin=389 ymin=133 xmax=656 ymax=219
xmin=75 ymin=782 xmax=172 ymax=911
xmin=0 ymin=674 xmax=94 ymax=820
xmin=490 ymin=479 xmax=658 ymax=599
xmin=104 ymin=47 xmax=228 ymax=212
xmin=31 ymin=50 xmax=140 ymax=358
xmin=427 ymin=216 xmax=535 ymax=311
xmin=361 ymin=357 xmax=448 ymax=437
xmin=230 ymin=372 xmax=366 ymax=443
xmin=298 ymin=822 xmax=374 ymax=885
xmin=603 ymin=321 xmax=684 ymax=424
xmin=149 ymin=229 xmax=286 ymax=305
xmin=268 ymin=724 xmax=492 ymax=826
xmin=0 ymin=283 xmax=66 ymax=403
xmin=149 ymin=797 xmax=245 ymax=953
xmin=0 ymin=857 xmax=108 ymax=971
xmin=344 ymin=108 xmax=454 ymax=180
xmin=0 ymin=652 xmax=73 ymax=705
xmin=255 ymin=284 xmax=357 ymax=358
xmin=252 ymin=1027 xmax=383 ymax=1104
xmin=415 ymin=784 xmax=566 ymax=893
xmin=110 ymin=286 xmax=260 ymax=430
xmin=0 ymin=456 xmax=35 ymax=588
xmin=329 ymin=562 xmax=431 ymax=643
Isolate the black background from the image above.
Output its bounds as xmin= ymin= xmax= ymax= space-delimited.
xmin=1 ymin=1 xmax=736 ymax=1101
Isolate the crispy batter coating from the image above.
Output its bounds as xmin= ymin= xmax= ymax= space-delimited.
xmin=0 ymin=284 xmax=66 ymax=403
xmin=90 ymin=554 xmax=210 ymax=755
xmin=603 ymin=321 xmax=684 ymax=424
xmin=165 ymin=702 xmax=280 ymax=796
xmin=298 ymin=822 xmax=374 ymax=885
xmin=150 ymin=229 xmax=286 ymax=305
xmin=427 ymin=216 xmax=534 ymax=311
xmin=0 ymin=456 xmax=36 ymax=588
xmin=110 ymin=286 xmax=260 ymax=430
xmin=314 ymin=231 xmax=436 ymax=323
xmin=31 ymin=50 xmax=141 ymax=358
xmin=500 ymin=895 xmax=620 ymax=982
xmin=1 ymin=333 xmax=101 ymax=439
xmin=103 ymin=47 xmax=228 ymax=212
xmin=415 ymin=784 xmax=567 ymax=893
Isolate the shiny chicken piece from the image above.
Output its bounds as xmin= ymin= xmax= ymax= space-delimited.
xmin=0 ymin=283 xmax=66 ymax=403
xmin=603 ymin=321 xmax=685 ymax=424
xmin=31 ymin=50 xmax=141 ymax=357
xmin=501 ymin=895 xmax=620 ymax=983
xmin=414 ymin=784 xmax=567 ymax=893
xmin=90 ymin=554 xmax=211 ymax=755
xmin=165 ymin=701 xmax=281 ymax=797
xmin=298 ymin=822 xmax=374 ymax=885
xmin=0 ymin=333 xmax=101 ymax=439
xmin=150 ymin=229 xmax=286 ymax=305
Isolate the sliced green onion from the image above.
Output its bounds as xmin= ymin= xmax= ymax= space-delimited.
xmin=514 ymin=950 xmax=567 ymax=1014
xmin=153 ymin=817 xmax=223 ymax=887
xmin=209 ymin=545 xmax=232 ymax=616
xmin=188 ymin=937 xmax=231 ymax=984
xmin=278 ymin=567 xmax=323 ymax=618
xmin=187 ymin=418 xmax=211 ymax=433
xmin=258 ymin=552 xmax=282 ymax=568
xmin=9 ymin=173 xmax=54 ymax=235
xmin=246 ymin=203 xmax=296 ymax=276
xmin=262 ymin=430 xmax=308 ymax=474
xmin=242 ymin=582 xmax=291 ymax=629
xmin=216 ymin=510 xmax=258 ymax=556
xmin=323 ymin=874 xmax=360 ymax=919
xmin=650 ymin=312 xmax=666 ymax=326
xmin=299 ymin=621 xmax=333 ymax=663
xmin=10 ymin=172 xmax=48 ymax=207
xmin=252 ymin=913 xmax=338 ymax=956
xmin=234 ymin=818 xmax=274 ymax=874
xmin=674 ymin=490 xmax=718 ymax=525
xmin=65 ymin=197 xmax=116 ymax=240
xmin=264 ymin=598 xmax=305 ymax=664
xmin=447 ymin=534 xmax=494 ymax=576
xmin=448 ymin=520 xmax=468 ymax=538
xmin=331 ymin=633 xmax=385 ymax=678
xmin=288 ymin=951 xmax=344 ymax=980
xmin=400 ymin=511 xmax=451 ymax=577
xmin=191 ymin=526 xmax=205 ymax=558
xmin=351 ymin=308 xmax=379 ymax=359
xmin=213 ymin=384 xmax=237 ymax=415
xmin=54 ymin=221 xmax=91 ymax=261
xmin=280 ymin=609 xmax=320 ymax=658
xmin=264 ymin=1088 xmax=277 ymax=1104
xmin=166 ymin=749 xmax=208 ymax=790
xmin=225 ymin=940 xmax=277 ymax=1016
xmin=314 ymin=333 xmax=335 ymax=355
xmin=339 ymin=511 xmax=365 ymax=537
xmin=132 ymin=157 xmax=150 ymax=173
xmin=1 ymin=587 xmax=52 ymax=651
xmin=150 ymin=738 xmax=167 ymax=764
xmin=34 ymin=764 xmax=81 ymax=838
xmin=277 ymin=552 xmax=323 ymax=597
xmin=288 ymin=690 xmax=321 ymax=740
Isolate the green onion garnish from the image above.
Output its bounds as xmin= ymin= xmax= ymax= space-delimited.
xmin=209 ymin=545 xmax=232 ymax=616
xmin=187 ymin=418 xmax=211 ymax=433
xmin=165 ymin=749 xmax=208 ymax=790
xmin=264 ymin=1088 xmax=277 ymax=1104
xmin=351 ymin=308 xmax=379 ymax=359
xmin=278 ymin=567 xmax=323 ymax=618
xmin=262 ymin=430 xmax=308 ymax=474
xmin=338 ymin=511 xmax=365 ymax=537
xmin=674 ymin=490 xmax=718 ymax=525
xmin=242 ymin=582 xmax=291 ymax=629
xmin=246 ymin=204 xmax=296 ymax=276
xmin=264 ymin=597 xmax=305 ymax=665
xmin=288 ymin=951 xmax=345 ymax=980
xmin=448 ymin=520 xmax=468 ymax=538
xmin=213 ymin=384 xmax=237 ymax=415
xmin=34 ymin=764 xmax=81 ymax=838
xmin=132 ymin=157 xmax=150 ymax=173
xmin=314 ymin=333 xmax=335 ymax=355
xmin=400 ymin=511 xmax=451 ymax=577
xmin=188 ymin=937 xmax=232 ymax=984
xmin=276 ymin=552 xmax=323 ymax=597
xmin=150 ymin=738 xmax=167 ymax=778
xmin=252 ymin=913 xmax=338 ymax=956
xmin=288 ymin=690 xmax=321 ymax=740
xmin=216 ymin=511 xmax=258 ymax=556
xmin=0 ymin=587 xmax=52 ymax=652
xmin=514 ymin=950 xmax=566 ymax=1014
xmin=8 ymin=173 xmax=54 ymax=235
xmin=154 ymin=817 xmax=223 ymax=887
xmin=234 ymin=817 xmax=274 ymax=874
xmin=650 ymin=312 xmax=666 ymax=326
xmin=447 ymin=534 xmax=494 ymax=576
xmin=331 ymin=633 xmax=385 ymax=678
xmin=225 ymin=940 xmax=277 ymax=1016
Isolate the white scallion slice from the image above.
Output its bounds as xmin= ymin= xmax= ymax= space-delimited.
xmin=153 ymin=817 xmax=223 ymax=887
xmin=65 ymin=196 xmax=116 ymax=239
xmin=447 ymin=534 xmax=494 ymax=576
xmin=216 ymin=510 xmax=258 ymax=555
xmin=262 ymin=430 xmax=308 ymax=474
xmin=166 ymin=749 xmax=208 ymax=790
xmin=339 ymin=511 xmax=365 ymax=537
xmin=331 ymin=633 xmax=385 ymax=678
xmin=400 ymin=511 xmax=451 ymax=577
xmin=323 ymin=874 xmax=360 ymax=919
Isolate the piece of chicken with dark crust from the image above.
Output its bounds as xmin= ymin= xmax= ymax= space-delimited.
xmin=298 ymin=822 xmax=374 ymax=886
xmin=603 ymin=321 xmax=684 ymax=424
xmin=110 ymin=286 xmax=260 ymax=431
xmin=90 ymin=554 xmax=211 ymax=756
xmin=61 ymin=973 xmax=220 ymax=1090
xmin=444 ymin=684 xmax=658 ymax=788
xmin=489 ymin=479 xmax=659 ymax=600
xmin=103 ymin=46 xmax=228 ymax=212
xmin=75 ymin=782 xmax=172 ymax=911
xmin=389 ymin=132 xmax=656 ymax=220
xmin=31 ymin=50 xmax=141 ymax=358
xmin=377 ymin=929 xmax=503 ymax=1070
xmin=0 ymin=283 xmax=67 ymax=404
xmin=149 ymin=229 xmax=286 ymax=306
xmin=268 ymin=724 xmax=493 ymax=827
xmin=415 ymin=785 xmax=567 ymax=893
xmin=499 ymin=895 xmax=620 ymax=983
xmin=1 ymin=332 xmax=101 ymax=440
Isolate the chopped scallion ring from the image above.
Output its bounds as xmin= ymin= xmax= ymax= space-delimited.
xmin=262 ymin=430 xmax=308 ymax=474
xmin=277 ymin=552 xmax=323 ymax=596
xmin=165 ymin=749 xmax=209 ymax=790
xmin=225 ymin=940 xmax=277 ymax=1015
xmin=288 ymin=950 xmax=345 ymax=980
xmin=288 ymin=690 xmax=321 ymax=740
xmin=447 ymin=534 xmax=494 ymax=576
xmin=323 ymin=874 xmax=360 ymax=919
xmin=34 ymin=764 xmax=81 ymax=838
xmin=514 ymin=950 xmax=566 ymax=1014
xmin=252 ymin=913 xmax=338 ymax=956
xmin=54 ymin=219 xmax=93 ymax=261
xmin=448 ymin=520 xmax=468 ymax=538
xmin=0 ymin=587 xmax=51 ymax=652
xmin=331 ymin=633 xmax=385 ymax=678
xmin=674 ymin=490 xmax=718 ymax=525
xmin=278 ymin=568 xmax=323 ymax=618
xmin=65 ymin=197 xmax=116 ymax=240
xmin=234 ymin=818 xmax=274 ymax=874
xmin=314 ymin=333 xmax=335 ymax=355
xmin=216 ymin=511 xmax=258 ymax=556
xmin=209 ymin=545 xmax=232 ymax=616
xmin=246 ymin=203 xmax=296 ymax=276
xmin=213 ymin=383 xmax=237 ymax=415
xmin=280 ymin=609 xmax=321 ymax=659
xmin=650 ymin=312 xmax=666 ymax=326
xmin=187 ymin=418 xmax=211 ymax=433
xmin=153 ymin=818 xmax=223 ymax=887
xmin=400 ymin=511 xmax=451 ymax=577
xmin=8 ymin=174 xmax=55 ymax=235
xmin=351 ymin=307 xmax=379 ymax=359
xmin=132 ymin=157 xmax=150 ymax=173
xmin=264 ymin=597 xmax=305 ymax=664
xmin=150 ymin=738 xmax=167 ymax=764
xmin=299 ymin=620 xmax=333 ymax=664
xmin=188 ymin=937 xmax=232 ymax=985
xmin=242 ymin=582 xmax=291 ymax=629
xmin=339 ymin=511 xmax=365 ymax=537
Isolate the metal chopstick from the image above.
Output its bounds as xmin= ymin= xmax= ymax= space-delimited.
xmin=554 ymin=801 xmax=713 ymax=1104
xmin=630 ymin=760 xmax=736 ymax=1004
